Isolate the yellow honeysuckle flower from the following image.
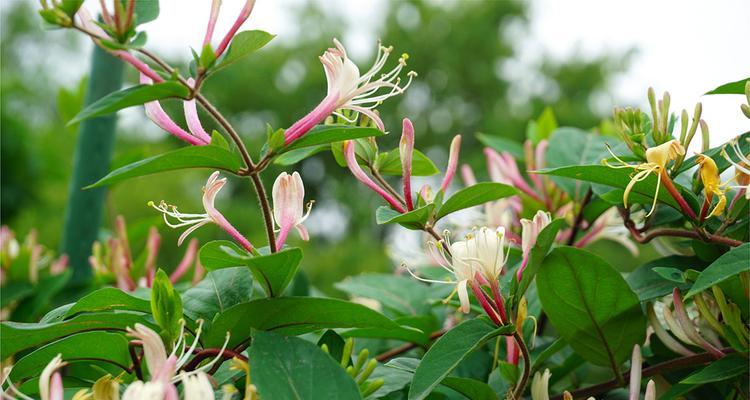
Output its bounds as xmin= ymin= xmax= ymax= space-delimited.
xmin=605 ymin=139 xmax=685 ymax=216
xmin=696 ymin=154 xmax=727 ymax=217
xmin=722 ymin=136 xmax=750 ymax=199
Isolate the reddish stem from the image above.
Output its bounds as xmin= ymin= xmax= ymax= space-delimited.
xmin=489 ymin=278 xmax=508 ymax=323
xmin=470 ymin=280 xmax=503 ymax=326
xmin=661 ymin=170 xmax=698 ymax=220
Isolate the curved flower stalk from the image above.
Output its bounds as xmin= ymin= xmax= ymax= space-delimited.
xmin=284 ymin=39 xmax=416 ymax=144
xmin=604 ymin=139 xmax=692 ymax=218
xmin=272 ymin=171 xmax=313 ymax=248
xmin=516 ymin=210 xmax=552 ymax=280
xmin=75 ymin=8 xmax=162 ymax=82
xmin=150 ymin=172 xmax=254 ymax=252
xmin=140 ymin=75 xmax=212 ymax=146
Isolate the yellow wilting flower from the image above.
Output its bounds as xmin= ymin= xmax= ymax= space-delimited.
xmin=696 ymin=154 xmax=728 ymax=217
xmin=605 ymin=139 xmax=685 ymax=216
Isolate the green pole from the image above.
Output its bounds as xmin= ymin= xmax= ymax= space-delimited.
xmin=61 ymin=44 xmax=124 ymax=286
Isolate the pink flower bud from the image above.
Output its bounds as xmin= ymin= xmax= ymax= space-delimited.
xmin=202 ymin=0 xmax=222 ymax=49
xmin=344 ymin=141 xmax=405 ymax=213
xmin=399 ymin=118 xmax=415 ymax=210
xmin=215 ymin=0 xmax=256 ymax=58
xmin=440 ymin=135 xmax=461 ymax=192
xmin=272 ymin=172 xmax=312 ymax=248
xmin=516 ymin=210 xmax=552 ymax=280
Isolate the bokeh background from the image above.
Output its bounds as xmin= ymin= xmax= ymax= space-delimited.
xmin=2 ymin=0 xmax=749 ymax=294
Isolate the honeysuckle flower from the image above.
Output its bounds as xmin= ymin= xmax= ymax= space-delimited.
xmin=517 ymin=210 xmax=552 ymax=280
xmin=605 ymin=139 xmax=685 ymax=217
xmin=127 ymin=324 xmax=169 ymax=377
xmin=459 ymin=227 xmax=509 ymax=282
xmin=485 ymin=148 xmax=543 ymax=202
xmin=284 ymin=39 xmax=416 ymax=144
xmin=150 ymin=172 xmax=254 ymax=252
xmin=440 ymin=135 xmax=462 ymax=192
xmin=272 ymin=171 xmax=313 ymax=248
xmin=574 ymin=208 xmax=638 ymax=256
xmin=721 ymin=136 xmax=750 ymax=199
xmin=343 ymin=140 xmax=406 ymax=213
xmin=696 ymin=154 xmax=727 ymax=218
xmin=530 ymin=368 xmax=551 ymax=400
xmin=629 ymin=345 xmax=642 ymax=400
xmin=180 ymin=371 xmax=215 ymax=400
xmin=76 ymin=9 xmax=163 ymax=82
xmin=39 ymin=354 xmax=65 ymax=400
xmin=140 ymin=74 xmax=211 ymax=146
xmin=400 ymin=118 xmax=416 ymax=210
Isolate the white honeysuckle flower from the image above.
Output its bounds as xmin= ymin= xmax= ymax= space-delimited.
xmin=127 ymin=324 xmax=169 ymax=377
xmin=531 ymin=368 xmax=551 ymax=400
xmin=457 ymin=227 xmax=509 ymax=281
xmin=272 ymin=171 xmax=313 ymax=248
xmin=181 ymin=371 xmax=215 ymax=400
xmin=39 ymin=354 xmax=65 ymax=400
xmin=122 ymin=381 xmax=166 ymax=400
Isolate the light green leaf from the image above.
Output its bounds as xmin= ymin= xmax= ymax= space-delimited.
xmin=687 ymin=243 xmax=750 ymax=298
xmin=133 ymin=0 xmax=159 ymax=25
xmin=436 ymin=183 xmax=517 ymax=220
xmin=70 ymin=82 xmax=188 ymax=124
xmin=408 ymin=318 xmax=513 ymax=400
xmin=705 ymin=77 xmax=749 ymax=95
xmin=204 ymin=297 xmax=426 ymax=349
xmin=150 ymin=270 xmax=183 ymax=343
xmin=199 ymin=240 xmax=250 ymax=270
xmin=215 ymin=30 xmax=275 ymax=71
xmin=274 ymin=145 xmax=328 ymax=166
xmin=536 ymin=247 xmax=646 ymax=369
xmin=250 ymin=331 xmax=362 ymax=400
xmin=283 ymin=125 xmax=385 ymax=152
xmin=88 ymin=143 xmax=242 ymax=188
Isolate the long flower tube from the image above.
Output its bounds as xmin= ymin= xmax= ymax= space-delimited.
xmin=485 ymin=148 xmax=543 ymax=202
xmin=214 ymin=0 xmax=256 ymax=58
xmin=343 ymin=140 xmax=406 ymax=213
xmin=399 ymin=118 xmax=415 ymax=211
xmin=440 ymin=135 xmax=462 ymax=192
xmin=140 ymin=75 xmax=212 ymax=146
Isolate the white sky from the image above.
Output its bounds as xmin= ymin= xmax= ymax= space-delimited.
xmin=52 ymin=0 xmax=750 ymax=148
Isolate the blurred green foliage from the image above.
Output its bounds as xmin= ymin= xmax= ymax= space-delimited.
xmin=1 ymin=0 xmax=630 ymax=294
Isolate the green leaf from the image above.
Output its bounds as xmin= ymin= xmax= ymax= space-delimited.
xmin=283 ymin=125 xmax=385 ymax=152
xmin=626 ymin=256 xmax=702 ymax=301
xmin=687 ymin=243 xmax=750 ymax=298
xmin=70 ymin=82 xmax=188 ymax=124
xmin=65 ymin=287 xmax=150 ymax=317
xmin=681 ymin=353 xmax=748 ymax=384
xmin=335 ymin=274 xmax=433 ymax=316
xmin=250 ymin=331 xmax=362 ymax=400
xmin=182 ymin=267 xmax=254 ymax=322
xmin=539 ymin=165 xmax=688 ymax=210
xmin=204 ymin=297 xmax=425 ymax=348
xmin=705 ymin=77 xmax=749 ymax=95
xmin=436 ymin=183 xmax=517 ymax=220
xmin=408 ymin=318 xmax=513 ymax=400
xmin=199 ymin=240 xmax=250 ymax=270
xmin=215 ymin=30 xmax=275 ymax=71
xmin=512 ymin=219 xmax=566 ymax=307
xmin=1 ymin=311 xmax=152 ymax=358
xmin=476 ymin=133 xmax=525 ymax=159
xmin=88 ymin=143 xmax=242 ymax=188
xmin=544 ymin=128 xmax=610 ymax=198
xmin=9 ymin=332 xmax=130 ymax=381
xmin=274 ymin=145 xmax=328 ymax=166
xmin=536 ymin=247 xmax=646 ymax=368
xmin=376 ymin=148 xmax=440 ymax=177
xmin=442 ymin=377 xmax=499 ymax=400
xmin=150 ymin=270 xmax=183 ymax=343
xmin=243 ymin=248 xmax=304 ymax=297
xmin=376 ymin=204 xmax=435 ymax=230
xmin=133 ymin=0 xmax=159 ymax=25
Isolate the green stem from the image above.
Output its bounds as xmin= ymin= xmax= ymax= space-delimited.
xmin=61 ymin=44 xmax=124 ymax=285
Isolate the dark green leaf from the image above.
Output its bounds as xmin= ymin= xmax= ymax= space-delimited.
xmin=243 ymin=248 xmax=303 ymax=297
xmin=70 ymin=82 xmax=188 ymax=124
xmin=199 ymin=240 xmax=250 ymax=270
xmin=687 ymin=243 xmax=750 ymax=298
xmin=65 ymin=287 xmax=150 ymax=317
xmin=408 ymin=318 xmax=513 ymax=400
xmin=284 ymin=125 xmax=385 ymax=152
xmin=204 ymin=297 xmax=425 ymax=348
xmin=626 ymin=256 xmax=700 ymax=302
xmin=250 ymin=331 xmax=362 ymax=400
xmin=215 ymin=30 xmax=275 ymax=71
xmin=705 ymin=77 xmax=749 ymax=95
xmin=544 ymin=128 xmax=610 ymax=198
xmin=274 ymin=145 xmax=328 ymax=166
xmin=182 ymin=267 xmax=254 ymax=322
xmin=376 ymin=148 xmax=440 ymax=177
xmin=681 ymin=353 xmax=748 ymax=384
xmin=512 ymin=219 xmax=566 ymax=307
xmin=436 ymin=183 xmax=517 ymax=220
xmin=9 ymin=332 xmax=130 ymax=381
xmin=1 ymin=311 xmax=152 ymax=358
xmin=441 ymin=377 xmax=499 ymax=400
xmin=536 ymin=247 xmax=646 ymax=368
xmin=88 ymin=144 xmax=242 ymax=188
xmin=376 ymin=204 xmax=435 ymax=230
